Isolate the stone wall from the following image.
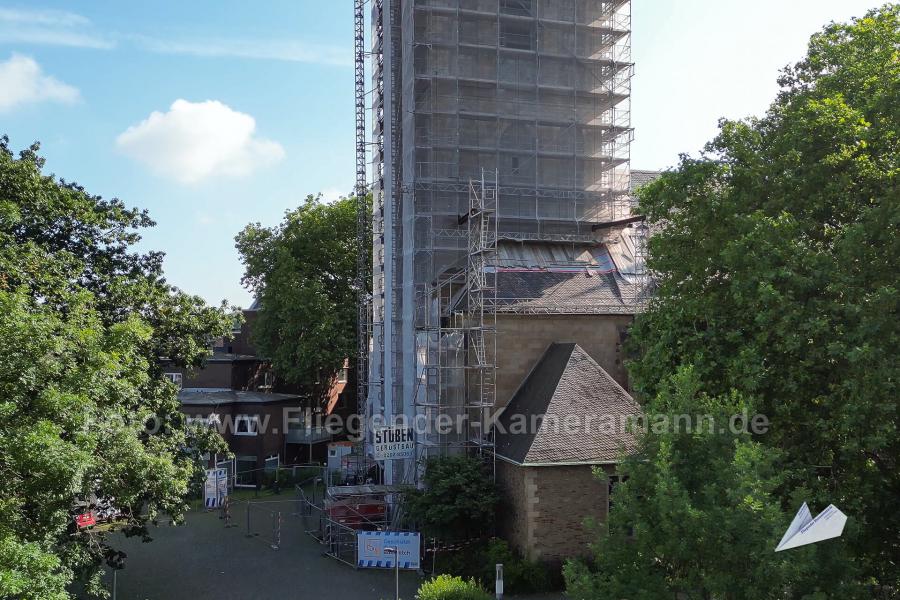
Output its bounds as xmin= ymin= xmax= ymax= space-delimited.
xmin=496 ymin=461 xmax=616 ymax=564
xmin=528 ymin=464 xmax=613 ymax=563
xmin=495 ymin=314 xmax=633 ymax=408
xmin=496 ymin=458 xmax=533 ymax=556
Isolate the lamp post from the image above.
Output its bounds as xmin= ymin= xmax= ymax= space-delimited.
xmin=384 ymin=547 xmax=399 ymax=600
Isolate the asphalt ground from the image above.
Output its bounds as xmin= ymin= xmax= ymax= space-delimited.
xmin=90 ymin=495 xmax=564 ymax=600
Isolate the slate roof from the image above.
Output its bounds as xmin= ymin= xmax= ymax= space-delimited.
xmin=494 ymin=270 xmax=645 ymax=314
xmin=630 ymin=169 xmax=662 ymax=192
xmin=494 ymin=343 xmax=641 ymax=466
xmin=179 ymin=389 xmax=303 ymax=406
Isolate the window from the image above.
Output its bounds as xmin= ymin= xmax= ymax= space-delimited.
xmin=607 ymin=475 xmax=623 ymax=513
xmin=164 ymin=373 xmax=183 ymax=388
xmin=264 ymin=454 xmax=280 ymax=473
xmin=235 ymin=455 xmax=257 ymax=487
xmin=336 ymin=366 xmax=349 ymax=384
xmin=260 ymin=371 xmax=275 ymax=389
xmin=235 ymin=415 xmax=259 ymax=436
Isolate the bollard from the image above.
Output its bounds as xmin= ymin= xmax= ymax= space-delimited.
xmin=495 ymin=563 xmax=503 ymax=599
xmin=384 ymin=547 xmax=399 ymax=600
xmin=245 ymin=503 xmax=252 ymax=537
xmin=271 ymin=511 xmax=282 ymax=550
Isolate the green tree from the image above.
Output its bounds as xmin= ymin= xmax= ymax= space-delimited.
xmin=567 ymin=7 xmax=898 ymax=599
xmin=0 ymin=138 xmax=233 ymax=598
xmin=406 ymin=456 xmax=500 ymax=541
xmin=235 ymin=194 xmax=366 ymax=396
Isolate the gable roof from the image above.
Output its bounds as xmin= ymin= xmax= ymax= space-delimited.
xmin=494 ymin=343 xmax=641 ymax=466
xmin=630 ymin=169 xmax=662 ymax=192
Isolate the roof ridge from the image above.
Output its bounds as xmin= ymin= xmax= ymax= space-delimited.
xmin=501 ymin=342 xmax=574 ymax=417
xmin=506 ymin=342 xmax=640 ymax=466
xmin=566 ymin=343 xmax=634 ymax=400
xmin=501 ymin=342 xmax=574 ymax=411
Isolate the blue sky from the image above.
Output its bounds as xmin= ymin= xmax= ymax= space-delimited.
xmin=0 ymin=1 xmax=883 ymax=307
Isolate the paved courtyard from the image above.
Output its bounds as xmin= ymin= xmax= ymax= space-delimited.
xmin=94 ymin=496 xmax=563 ymax=600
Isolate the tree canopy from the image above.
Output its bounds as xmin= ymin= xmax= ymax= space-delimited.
xmin=406 ymin=456 xmax=500 ymax=541
xmin=235 ymin=194 xmax=366 ymax=398
xmin=0 ymin=138 xmax=233 ymax=598
xmin=566 ymin=6 xmax=898 ymax=599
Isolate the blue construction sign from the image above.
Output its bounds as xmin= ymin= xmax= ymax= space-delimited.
xmin=357 ymin=531 xmax=421 ymax=569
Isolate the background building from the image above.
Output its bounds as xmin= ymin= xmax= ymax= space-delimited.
xmin=166 ymin=302 xmax=350 ymax=485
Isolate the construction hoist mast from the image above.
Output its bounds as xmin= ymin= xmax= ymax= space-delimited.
xmin=354 ymin=0 xmax=370 ymax=430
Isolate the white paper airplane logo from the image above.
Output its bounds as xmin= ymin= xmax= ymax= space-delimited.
xmin=775 ymin=502 xmax=847 ymax=552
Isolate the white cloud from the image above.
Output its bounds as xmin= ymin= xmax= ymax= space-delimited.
xmin=320 ymin=187 xmax=350 ymax=203
xmin=131 ymin=35 xmax=351 ymax=67
xmin=0 ymin=8 xmax=113 ymax=49
xmin=116 ymin=99 xmax=285 ymax=184
xmin=0 ymin=54 xmax=80 ymax=112
xmin=0 ymin=9 xmax=344 ymax=63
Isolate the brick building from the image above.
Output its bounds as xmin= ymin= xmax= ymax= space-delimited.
xmin=494 ymin=342 xmax=640 ymax=563
xmin=163 ymin=302 xmax=350 ymax=484
xmin=180 ymin=390 xmax=330 ymax=485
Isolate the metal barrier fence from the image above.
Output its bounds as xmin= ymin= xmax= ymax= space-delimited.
xmin=240 ymin=501 xmax=285 ymax=550
xmin=296 ymin=483 xmax=325 ymax=540
xmin=295 ymin=482 xmax=398 ymax=568
xmin=325 ymin=520 xmax=359 ymax=567
xmin=296 ymin=484 xmax=356 ymax=564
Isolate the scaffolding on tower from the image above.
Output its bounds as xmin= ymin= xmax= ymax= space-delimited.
xmin=365 ymin=0 xmax=645 ymax=484
xmin=464 ymin=171 xmax=498 ymax=467
xmin=412 ymin=170 xmax=497 ymax=479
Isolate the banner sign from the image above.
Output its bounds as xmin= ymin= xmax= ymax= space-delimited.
xmin=357 ymin=531 xmax=421 ymax=569
xmin=373 ymin=425 xmax=415 ymax=460
xmin=204 ymin=468 xmax=228 ymax=508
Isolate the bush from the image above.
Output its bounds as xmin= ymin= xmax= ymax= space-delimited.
xmin=432 ymin=538 xmax=560 ymax=594
xmin=415 ymin=575 xmax=492 ymax=600
xmin=483 ymin=539 xmax=559 ymax=593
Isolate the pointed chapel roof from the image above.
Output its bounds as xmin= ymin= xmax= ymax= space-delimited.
xmin=494 ymin=343 xmax=641 ymax=466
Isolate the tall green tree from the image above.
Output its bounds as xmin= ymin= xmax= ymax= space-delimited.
xmin=235 ymin=194 xmax=366 ymax=397
xmin=0 ymin=138 xmax=233 ymax=599
xmin=566 ymin=6 xmax=898 ymax=599
xmin=406 ymin=456 xmax=500 ymax=541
